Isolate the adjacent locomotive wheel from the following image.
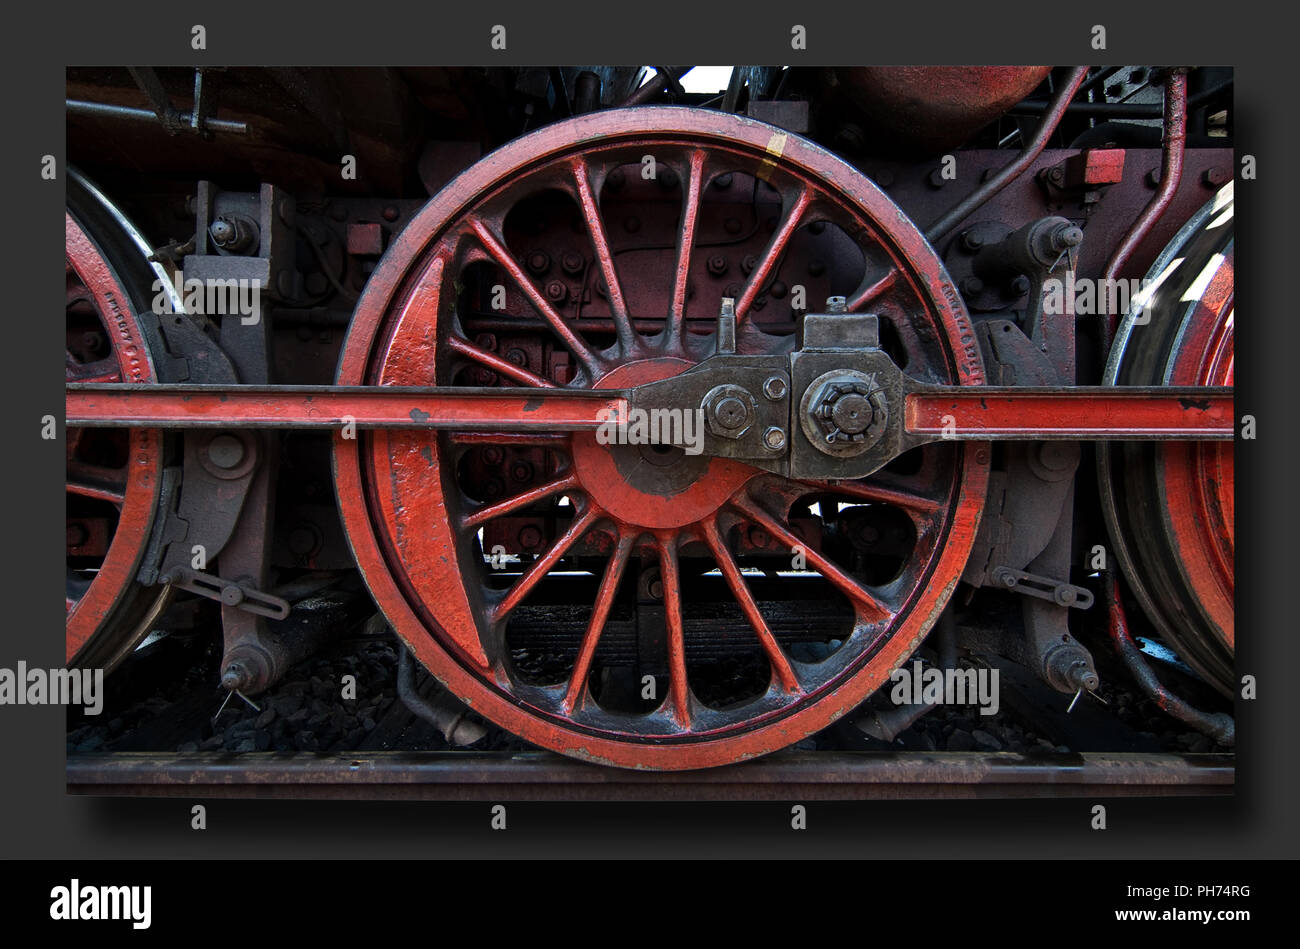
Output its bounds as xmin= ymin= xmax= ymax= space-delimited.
xmin=335 ymin=108 xmax=989 ymax=769
xmin=65 ymin=182 xmax=169 ymax=671
xmin=1100 ymin=185 xmax=1234 ymax=695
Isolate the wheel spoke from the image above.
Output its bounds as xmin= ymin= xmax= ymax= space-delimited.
xmin=446 ymin=335 xmax=557 ymax=388
xmin=463 ymin=472 xmax=578 ymax=529
xmin=657 ymin=534 xmax=692 ymax=726
xmin=700 ymin=519 xmax=800 ymax=693
xmin=668 ymin=149 xmax=706 ymax=344
xmin=492 ymin=505 xmax=599 ymax=624
xmin=847 ymin=268 xmax=899 ymax=311
xmin=731 ymin=495 xmax=892 ymax=622
xmin=562 ymin=530 xmax=633 ymax=713
xmin=66 ymin=481 xmax=125 ymax=505
xmin=469 ymin=217 xmax=601 ymax=374
xmin=571 ymin=158 xmax=635 ymax=352
xmin=795 ymin=478 xmax=944 ymax=519
xmin=735 ymin=185 xmax=813 ymax=323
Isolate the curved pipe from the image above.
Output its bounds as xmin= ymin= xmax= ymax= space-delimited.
xmin=924 ymin=66 xmax=1089 ymax=245
xmin=1100 ymin=68 xmax=1188 ymax=355
xmin=853 ymin=607 xmax=958 ymax=742
xmin=1106 ymin=575 xmax=1234 ymax=745
xmin=397 ymin=646 xmax=488 ymax=748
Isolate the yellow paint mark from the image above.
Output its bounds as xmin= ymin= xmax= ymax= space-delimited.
xmin=757 ymin=132 xmax=788 ymax=183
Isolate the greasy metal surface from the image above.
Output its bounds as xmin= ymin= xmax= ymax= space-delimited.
xmin=66 ymin=750 xmax=1235 ymax=800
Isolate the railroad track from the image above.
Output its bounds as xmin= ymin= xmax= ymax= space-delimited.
xmin=66 ymin=750 xmax=1234 ymax=800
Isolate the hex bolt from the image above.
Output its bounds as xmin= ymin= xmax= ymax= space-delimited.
xmin=762 ymin=376 xmax=788 ymax=401
xmin=707 ymin=254 xmax=728 ymax=276
xmin=961 ymin=277 xmax=985 ymax=296
xmin=506 ymin=348 xmax=528 ymax=366
xmin=961 ymin=230 xmax=985 ymax=252
xmin=748 ymin=525 xmax=770 ymax=547
xmin=561 ymin=252 xmax=584 ymax=275
xmin=545 ymin=281 xmax=568 ymax=303
xmin=763 ymin=427 xmax=787 ymax=451
xmin=1202 ymin=167 xmax=1229 ymax=188
xmin=1009 ymin=275 xmax=1032 ymax=296
xmin=526 ymin=251 xmax=551 ymax=275
xmin=207 ymin=434 xmax=246 ymax=470
xmin=740 ymin=254 xmax=757 ymax=275
xmin=518 ymin=525 xmax=543 ymax=550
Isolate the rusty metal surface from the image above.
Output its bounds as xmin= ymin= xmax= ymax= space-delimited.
xmin=65 ymin=750 xmax=1235 ymax=800
xmin=838 ymin=67 xmax=1053 ymax=155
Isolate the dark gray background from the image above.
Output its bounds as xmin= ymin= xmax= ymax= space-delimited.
xmin=5 ymin=0 xmax=1292 ymax=858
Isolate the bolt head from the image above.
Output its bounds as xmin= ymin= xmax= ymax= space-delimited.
xmin=762 ymin=376 xmax=788 ymax=401
xmin=763 ymin=427 xmax=787 ymax=451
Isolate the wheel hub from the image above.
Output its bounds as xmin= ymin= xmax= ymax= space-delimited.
xmin=571 ymin=358 xmax=756 ymax=530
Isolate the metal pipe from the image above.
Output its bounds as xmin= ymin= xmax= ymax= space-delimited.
xmin=619 ymin=67 xmax=692 ymax=107
xmin=397 ymin=646 xmax=487 ymax=748
xmin=924 ymin=66 xmax=1089 ymax=245
xmin=66 ymin=99 xmax=248 ymax=134
xmin=1009 ymin=76 xmax=1228 ymax=118
xmin=1099 ymin=68 xmax=1188 ymax=354
xmin=854 ymin=608 xmax=958 ymax=742
xmin=1106 ymin=574 xmax=1234 ymax=745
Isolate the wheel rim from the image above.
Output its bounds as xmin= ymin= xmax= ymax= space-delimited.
xmin=334 ymin=107 xmax=988 ymax=769
xmin=65 ymin=212 xmax=164 ymax=665
xmin=1101 ymin=185 xmax=1234 ymax=694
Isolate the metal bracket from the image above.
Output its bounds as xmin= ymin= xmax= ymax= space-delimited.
xmin=990 ymin=566 xmax=1094 ymax=610
xmin=162 ymin=567 xmax=290 ymax=620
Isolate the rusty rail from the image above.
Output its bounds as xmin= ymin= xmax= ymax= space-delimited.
xmin=67 ymin=750 xmax=1234 ymax=800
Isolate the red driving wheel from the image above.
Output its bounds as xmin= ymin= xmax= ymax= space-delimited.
xmin=334 ymin=107 xmax=989 ymax=769
xmin=65 ymin=210 xmax=166 ymax=668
